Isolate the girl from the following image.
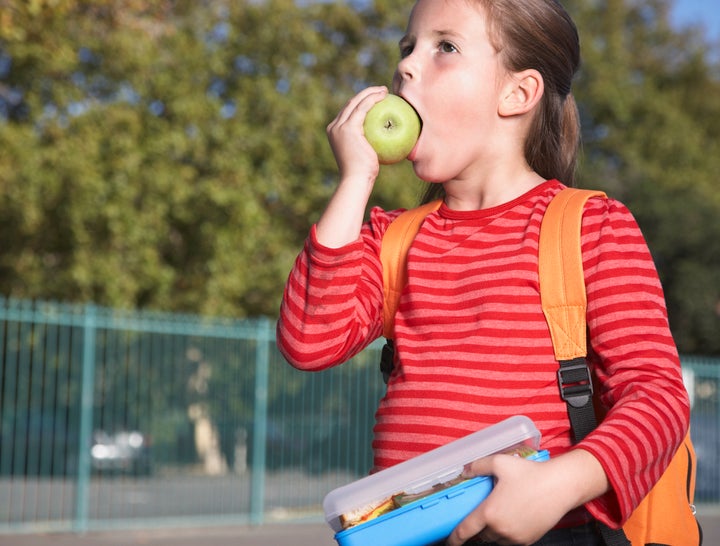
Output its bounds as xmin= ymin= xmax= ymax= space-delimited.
xmin=277 ymin=0 xmax=690 ymax=544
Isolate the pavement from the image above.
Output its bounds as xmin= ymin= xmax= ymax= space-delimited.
xmin=0 ymin=521 xmax=337 ymax=546
xmin=2 ymin=507 xmax=719 ymax=545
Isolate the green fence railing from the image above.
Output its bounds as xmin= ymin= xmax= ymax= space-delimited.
xmin=0 ymin=298 xmax=384 ymax=533
xmin=0 ymin=298 xmax=717 ymax=534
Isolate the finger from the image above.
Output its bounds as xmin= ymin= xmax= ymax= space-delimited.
xmin=446 ymin=522 xmax=489 ymax=546
xmin=448 ymin=521 xmax=507 ymax=546
xmin=329 ymin=86 xmax=387 ymax=130
xmin=462 ymin=454 xmax=496 ymax=479
xmin=445 ymin=501 xmax=495 ymax=546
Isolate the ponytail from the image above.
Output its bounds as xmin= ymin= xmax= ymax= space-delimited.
xmin=559 ymin=94 xmax=580 ymax=186
xmin=525 ymin=92 xmax=580 ymax=188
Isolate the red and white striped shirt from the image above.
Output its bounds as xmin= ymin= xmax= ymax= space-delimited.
xmin=277 ymin=180 xmax=690 ymax=528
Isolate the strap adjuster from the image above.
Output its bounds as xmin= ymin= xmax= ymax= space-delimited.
xmin=380 ymin=339 xmax=395 ymax=384
xmin=557 ymin=357 xmax=593 ymax=408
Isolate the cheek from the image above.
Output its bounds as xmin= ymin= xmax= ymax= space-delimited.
xmin=429 ymin=74 xmax=492 ymax=136
xmin=431 ymin=92 xmax=486 ymax=142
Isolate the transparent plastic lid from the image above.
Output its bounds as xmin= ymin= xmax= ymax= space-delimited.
xmin=323 ymin=415 xmax=541 ymax=532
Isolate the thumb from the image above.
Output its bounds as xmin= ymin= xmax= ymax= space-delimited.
xmin=463 ymin=454 xmax=497 ymax=479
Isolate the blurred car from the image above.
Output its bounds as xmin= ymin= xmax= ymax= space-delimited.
xmin=90 ymin=430 xmax=152 ymax=476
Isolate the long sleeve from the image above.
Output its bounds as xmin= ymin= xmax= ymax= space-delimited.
xmin=277 ymin=212 xmax=397 ymax=370
xmin=576 ymin=197 xmax=690 ymax=527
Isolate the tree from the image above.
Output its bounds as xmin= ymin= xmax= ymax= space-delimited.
xmin=568 ymin=0 xmax=720 ymax=353
xmin=0 ymin=0 xmax=421 ymax=318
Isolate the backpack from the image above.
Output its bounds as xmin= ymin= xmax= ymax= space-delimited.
xmin=379 ymin=187 xmax=701 ymax=546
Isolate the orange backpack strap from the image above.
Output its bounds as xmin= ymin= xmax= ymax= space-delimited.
xmin=538 ymin=188 xmax=606 ymax=439
xmin=538 ymin=188 xmax=606 ymax=361
xmin=540 ymin=189 xmax=631 ymax=546
xmin=380 ymin=199 xmax=443 ymax=339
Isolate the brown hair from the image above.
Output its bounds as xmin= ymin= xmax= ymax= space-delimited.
xmin=422 ymin=0 xmax=581 ymax=203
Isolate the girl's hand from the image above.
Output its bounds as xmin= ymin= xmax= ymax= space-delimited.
xmin=446 ymin=449 xmax=608 ymax=546
xmin=326 ymin=86 xmax=387 ymax=187
xmin=316 ymin=86 xmax=388 ymax=248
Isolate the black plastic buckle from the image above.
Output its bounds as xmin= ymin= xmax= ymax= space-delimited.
xmin=380 ymin=339 xmax=395 ymax=384
xmin=557 ymin=357 xmax=593 ymax=408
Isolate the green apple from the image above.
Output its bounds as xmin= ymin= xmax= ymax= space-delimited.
xmin=363 ymin=94 xmax=421 ymax=164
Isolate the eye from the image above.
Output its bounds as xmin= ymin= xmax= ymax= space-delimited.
xmin=399 ymin=42 xmax=414 ymax=59
xmin=438 ymin=40 xmax=457 ymax=54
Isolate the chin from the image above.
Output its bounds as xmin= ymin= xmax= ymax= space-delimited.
xmin=412 ymin=162 xmax=448 ymax=184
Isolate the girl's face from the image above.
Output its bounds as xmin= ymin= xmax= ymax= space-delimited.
xmin=393 ymin=0 xmax=510 ymax=184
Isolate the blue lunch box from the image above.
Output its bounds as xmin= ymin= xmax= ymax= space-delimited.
xmin=323 ymin=416 xmax=550 ymax=546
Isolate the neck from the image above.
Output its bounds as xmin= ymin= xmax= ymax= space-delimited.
xmin=442 ymin=169 xmax=546 ymax=211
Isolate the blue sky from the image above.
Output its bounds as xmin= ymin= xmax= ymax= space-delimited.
xmin=671 ymin=0 xmax=720 ymax=42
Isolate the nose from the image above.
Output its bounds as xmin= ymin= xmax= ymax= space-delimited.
xmin=393 ymin=54 xmax=416 ymax=93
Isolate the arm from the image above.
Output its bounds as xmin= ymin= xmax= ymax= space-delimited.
xmin=577 ymin=198 xmax=690 ymax=525
xmin=447 ymin=449 xmax=608 ymax=545
xmin=277 ymin=87 xmax=393 ymax=370
xmin=276 ymin=224 xmax=385 ymax=370
xmin=317 ymin=86 xmax=388 ymax=247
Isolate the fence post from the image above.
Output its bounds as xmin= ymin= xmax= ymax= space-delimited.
xmin=250 ymin=318 xmax=271 ymax=525
xmin=74 ymin=303 xmax=97 ymax=533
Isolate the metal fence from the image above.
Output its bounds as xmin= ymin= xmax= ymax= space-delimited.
xmin=0 ymin=298 xmax=717 ymax=534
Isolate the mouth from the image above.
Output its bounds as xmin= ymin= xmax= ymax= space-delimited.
xmin=399 ymin=95 xmax=422 ymax=161
xmin=400 ymin=95 xmax=423 ymax=130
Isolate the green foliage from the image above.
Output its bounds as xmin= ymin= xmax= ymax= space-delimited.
xmin=0 ymin=0 xmax=421 ymax=320
xmin=0 ymin=0 xmax=718 ymax=353
xmin=568 ymin=0 xmax=720 ymax=353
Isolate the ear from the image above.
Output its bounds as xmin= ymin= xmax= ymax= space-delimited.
xmin=498 ymin=69 xmax=544 ymax=117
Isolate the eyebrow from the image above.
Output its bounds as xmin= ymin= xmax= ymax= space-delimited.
xmin=398 ymin=29 xmax=463 ymax=47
